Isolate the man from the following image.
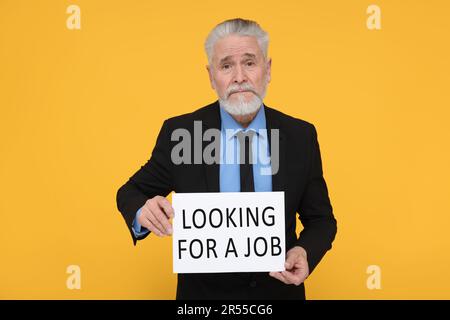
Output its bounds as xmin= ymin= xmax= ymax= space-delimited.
xmin=116 ymin=18 xmax=337 ymax=300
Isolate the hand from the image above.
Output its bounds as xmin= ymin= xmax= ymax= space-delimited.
xmin=269 ymin=246 xmax=309 ymax=286
xmin=138 ymin=196 xmax=174 ymax=237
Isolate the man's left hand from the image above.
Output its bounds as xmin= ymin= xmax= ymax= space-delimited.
xmin=269 ymin=246 xmax=309 ymax=286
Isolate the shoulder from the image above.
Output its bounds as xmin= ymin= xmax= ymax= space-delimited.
xmin=163 ymin=101 xmax=219 ymax=128
xmin=264 ymin=105 xmax=317 ymax=138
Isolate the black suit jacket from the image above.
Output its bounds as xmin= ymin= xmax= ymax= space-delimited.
xmin=116 ymin=101 xmax=337 ymax=300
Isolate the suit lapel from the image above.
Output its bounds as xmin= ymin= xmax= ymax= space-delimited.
xmin=202 ymin=101 xmax=221 ymax=192
xmin=265 ymin=106 xmax=287 ymax=192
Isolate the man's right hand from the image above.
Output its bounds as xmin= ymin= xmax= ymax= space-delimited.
xmin=137 ymin=196 xmax=174 ymax=237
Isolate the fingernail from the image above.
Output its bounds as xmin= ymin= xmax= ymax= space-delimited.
xmin=168 ymin=227 xmax=173 ymax=234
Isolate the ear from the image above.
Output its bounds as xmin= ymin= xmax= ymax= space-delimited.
xmin=206 ymin=65 xmax=216 ymax=90
xmin=266 ymin=58 xmax=272 ymax=83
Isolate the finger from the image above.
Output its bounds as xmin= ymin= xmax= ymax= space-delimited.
xmin=156 ymin=197 xmax=175 ymax=219
xmin=285 ymin=252 xmax=299 ymax=270
xmin=282 ymin=270 xmax=303 ymax=286
xmin=294 ymin=258 xmax=309 ymax=275
xmin=141 ymin=217 xmax=164 ymax=237
xmin=144 ymin=206 xmax=167 ymax=236
xmin=269 ymin=272 xmax=289 ymax=284
xmin=294 ymin=265 xmax=309 ymax=279
xmin=150 ymin=202 xmax=173 ymax=235
xmin=292 ymin=259 xmax=309 ymax=273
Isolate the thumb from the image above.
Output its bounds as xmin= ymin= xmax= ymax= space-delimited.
xmin=285 ymin=252 xmax=297 ymax=270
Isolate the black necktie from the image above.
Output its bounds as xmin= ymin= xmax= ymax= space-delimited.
xmin=237 ymin=130 xmax=257 ymax=284
xmin=237 ymin=130 xmax=255 ymax=192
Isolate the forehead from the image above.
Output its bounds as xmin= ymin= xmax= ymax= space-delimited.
xmin=212 ymin=35 xmax=262 ymax=62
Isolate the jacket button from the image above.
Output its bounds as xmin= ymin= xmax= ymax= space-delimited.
xmin=249 ymin=280 xmax=257 ymax=287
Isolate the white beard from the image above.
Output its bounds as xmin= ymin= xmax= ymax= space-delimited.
xmin=219 ymin=92 xmax=263 ymax=116
xmin=217 ymin=82 xmax=267 ymax=116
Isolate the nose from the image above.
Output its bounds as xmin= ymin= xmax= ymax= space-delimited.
xmin=233 ymin=64 xmax=247 ymax=84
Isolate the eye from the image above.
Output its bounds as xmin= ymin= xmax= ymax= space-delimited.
xmin=222 ymin=64 xmax=231 ymax=70
xmin=246 ymin=61 xmax=255 ymax=66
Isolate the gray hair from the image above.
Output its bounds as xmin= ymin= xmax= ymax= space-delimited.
xmin=204 ymin=18 xmax=269 ymax=65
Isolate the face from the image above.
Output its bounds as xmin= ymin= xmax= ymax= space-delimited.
xmin=207 ymin=35 xmax=271 ymax=118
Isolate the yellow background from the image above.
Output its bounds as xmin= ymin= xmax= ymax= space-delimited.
xmin=1 ymin=0 xmax=449 ymax=299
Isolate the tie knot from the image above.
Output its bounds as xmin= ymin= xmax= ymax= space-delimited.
xmin=236 ymin=130 xmax=255 ymax=192
xmin=236 ymin=129 xmax=256 ymax=143
xmin=236 ymin=130 xmax=255 ymax=166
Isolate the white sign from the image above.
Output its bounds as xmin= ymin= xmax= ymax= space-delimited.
xmin=172 ymin=192 xmax=285 ymax=273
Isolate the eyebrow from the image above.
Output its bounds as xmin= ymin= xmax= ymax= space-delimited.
xmin=219 ymin=53 xmax=257 ymax=65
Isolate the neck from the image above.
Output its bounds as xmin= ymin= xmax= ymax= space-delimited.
xmin=231 ymin=111 xmax=258 ymax=128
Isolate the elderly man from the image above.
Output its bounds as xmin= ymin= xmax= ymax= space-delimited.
xmin=116 ymin=18 xmax=337 ymax=300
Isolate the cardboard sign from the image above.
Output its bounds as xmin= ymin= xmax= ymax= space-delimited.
xmin=172 ymin=192 xmax=285 ymax=273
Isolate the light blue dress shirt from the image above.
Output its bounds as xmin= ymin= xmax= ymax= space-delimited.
xmin=132 ymin=104 xmax=272 ymax=237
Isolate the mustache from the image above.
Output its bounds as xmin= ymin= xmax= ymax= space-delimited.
xmin=226 ymin=84 xmax=259 ymax=99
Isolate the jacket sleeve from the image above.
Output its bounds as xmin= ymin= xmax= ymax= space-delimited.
xmin=296 ymin=124 xmax=337 ymax=274
xmin=116 ymin=120 xmax=174 ymax=245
